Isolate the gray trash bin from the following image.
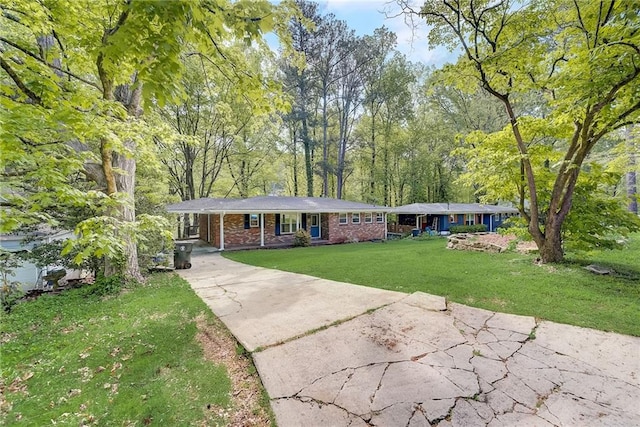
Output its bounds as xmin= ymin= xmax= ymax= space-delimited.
xmin=174 ymin=242 xmax=193 ymax=269
xmin=412 ymin=228 xmax=420 ymax=237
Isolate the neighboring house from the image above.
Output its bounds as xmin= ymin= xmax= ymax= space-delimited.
xmin=166 ymin=196 xmax=390 ymax=250
xmin=391 ymin=203 xmax=520 ymax=234
xmin=0 ymin=228 xmax=74 ymax=292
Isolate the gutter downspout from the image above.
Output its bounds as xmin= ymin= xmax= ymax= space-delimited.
xmin=260 ymin=213 xmax=265 ymax=247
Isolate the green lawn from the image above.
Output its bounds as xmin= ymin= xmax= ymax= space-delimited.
xmin=1 ymin=274 xmax=261 ymax=426
xmin=225 ymin=234 xmax=640 ymax=337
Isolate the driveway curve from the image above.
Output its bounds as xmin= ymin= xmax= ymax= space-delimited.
xmin=179 ymin=252 xmax=640 ymax=427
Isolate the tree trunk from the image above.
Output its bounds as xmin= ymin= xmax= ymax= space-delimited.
xmin=627 ymin=126 xmax=638 ymax=214
xmin=369 ymin=109 xmax=376 ymax=201
xmin=302 ymin=118 xmax=313 ymax=197
xmin=104 ymin=139 xmax=143 ymax=281
xmin=101 ymin=81 xmax=144 ymax=282
xmin=322 ymin=92 xmax=329 ymax=197
xmin=291 ymin=126 xmax=298 ymax=196
xmin=538 ymin=221 xmax=564 ymax=263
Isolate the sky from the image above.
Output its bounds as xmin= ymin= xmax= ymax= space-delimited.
xmin=290 ymin=0 xmax=458 ymax=68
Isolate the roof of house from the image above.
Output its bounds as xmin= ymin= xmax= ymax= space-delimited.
xmin=390 ymin=203 xmax=519 ymax=215
xmin=166 ymin=196 xmax=389 ymax=214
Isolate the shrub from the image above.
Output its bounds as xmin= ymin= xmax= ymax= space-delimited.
xmin=449 ymin=224 xmax=488 ymax=234
xmin=293 ymin=229 xmax=311 ymax=247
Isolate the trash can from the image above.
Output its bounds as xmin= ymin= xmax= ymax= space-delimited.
xmin=174 ymin=242 xmax=193 ymax=269
xmin=412 ymin=228 xmax=420 ymax=237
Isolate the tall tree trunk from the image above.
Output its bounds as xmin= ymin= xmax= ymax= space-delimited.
xmin=627 ymin=126 xmax=638 ymax=214
xmin=369 ymin=110 xmax=376 ymax=201
xmin=291 ymin=126 xmax=298 ymax=196
xmin=322 ymin=92 xmax=329 ymax=197
xmin=302 ymin=118 xmax=313 ymax=196
xmin=100 ymin=79 xmax=144 ymax=282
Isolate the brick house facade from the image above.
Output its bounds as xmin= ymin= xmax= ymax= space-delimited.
xmin=168 ymin=196 xmax=390 ymax=250
xmin=198 ymin=212 xmax=386 ymax=249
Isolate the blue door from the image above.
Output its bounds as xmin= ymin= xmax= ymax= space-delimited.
xmin=310 ymin=214 xmax=320 ymax=238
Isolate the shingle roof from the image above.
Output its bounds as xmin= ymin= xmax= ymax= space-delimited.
xmin=166 ymin=196 xmax=389 ymax=214
xmin=390 ymin=203 xmax=519 ymax=215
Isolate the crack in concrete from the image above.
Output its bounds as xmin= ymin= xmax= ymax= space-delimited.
xmin=208 ymin=282 xmax=243 ymax=317
xmin=280 ymin=395 xmax=373 ymax=426
xmin=369 ymin=362 xmax=391 ymax=406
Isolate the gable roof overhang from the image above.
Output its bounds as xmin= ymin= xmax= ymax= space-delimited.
xmin=390 ymin=203 xmax=519 ymax=215
xmin=166 ymin=196 xmax=390 ymax=215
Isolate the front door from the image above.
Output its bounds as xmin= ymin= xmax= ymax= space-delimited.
xmin=310 ymin=214 xmax=320 ymax=238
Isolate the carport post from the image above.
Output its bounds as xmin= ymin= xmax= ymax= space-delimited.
xmin=219 ymin=212 xmax=225 ymax=251
xmin=260 ymin=213 xmax=264 ymax=247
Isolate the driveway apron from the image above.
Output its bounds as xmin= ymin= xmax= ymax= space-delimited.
xmin=179 ymin=253 xmax=640 ymax=427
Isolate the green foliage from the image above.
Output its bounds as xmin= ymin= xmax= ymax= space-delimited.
xmin=420 ymin=0 xmax=640 ymax=262
xmin=225 ymin=234 xmax=640 ymax=336
xmin=0 ymin=274 xmax=237 ymax=425
xmin=293 ymin=229 xmax=312 ymax=247
xmin=0 ymin=249 xmax=25 ymax=312
xmin=81 ymin=274 xmax=126 ymax=297
xmin=563 ymin=164 xmax=640 ymax=251
xmin=449 ymin=224 xmax=488 ymax=234
xmin=1 ymin=0 xmax=295 ymax=278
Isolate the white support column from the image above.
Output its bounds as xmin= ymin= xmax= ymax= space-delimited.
xmin=296 ymin=213 xmax=300 ymax=230
xmin=260 ymin=213 xmax=265 ymax=247
xmin=219 ymin=213 xmax=225 ymax=251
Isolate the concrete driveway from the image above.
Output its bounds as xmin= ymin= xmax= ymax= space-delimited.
xmin=179 ymin=253 xmax=640 ymax=427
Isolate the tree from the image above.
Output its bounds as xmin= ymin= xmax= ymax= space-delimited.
xmin=1 ymin=0 xmax=292 ymax=279
xmin=360 ymin=27 xmax=399 ymax=203
xmin=408 ymin=0 xmax=640 ymax=262
xmin=280 ymin=0 xmax=322 ymax=196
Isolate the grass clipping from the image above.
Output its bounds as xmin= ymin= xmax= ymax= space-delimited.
xmin=195 ymin=314 xmax=271 ymax=427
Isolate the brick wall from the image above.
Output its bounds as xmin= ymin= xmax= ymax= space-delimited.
xmin=326 ymin=213 xmax=386 ymax=243
xmin=199 ymin=212 xmax=386 ymax=248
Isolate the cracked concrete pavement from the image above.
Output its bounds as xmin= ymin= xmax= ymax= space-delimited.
xmin=179 ymin=252 xmax=640 ymax=426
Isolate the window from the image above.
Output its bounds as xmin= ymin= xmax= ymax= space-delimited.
xmin=280 ymin=213 xmax=298 ymax=234
xmin=465 ymin=214 xmax=475 ymax=225
xmin=449 ymin=214 xmax=456 ymax=223
xmin=339 ymin=213 xmax=348 ymax=225
xmin=376 ymin=212 xmax=384 ymax=223
xmin=249 ymin=214 xmax=259 ymax=228
xmin=311 ymin=214 xmax=319 ymax=227
xmin=352 ymin=213 xmax=360 ymax=224
xmin=364 ymin=213 xmax=373 ymax=223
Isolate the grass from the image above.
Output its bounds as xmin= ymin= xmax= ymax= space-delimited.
xmin=225 ymin=234 xmax=640 ymax=337
xmin=0 ymin=274 xmax=249 ymax=425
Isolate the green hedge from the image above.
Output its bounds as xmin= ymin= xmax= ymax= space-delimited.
xmin=449 ymin=224 xmax=488 ymax=234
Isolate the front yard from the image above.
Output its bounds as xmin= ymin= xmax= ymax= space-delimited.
xmin=225 ymin=234 xmax=640 ymax=337
xmin=0 ymin=274 xmax=272 ymax=426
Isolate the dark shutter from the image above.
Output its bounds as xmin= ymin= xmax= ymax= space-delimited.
xmin=244 ymin=214 xmax=250 ymax=229
xmin=301 ymin=213 xmax=307 ymax=230
xmin=275 ymin=214 xmax=281 ymax=236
